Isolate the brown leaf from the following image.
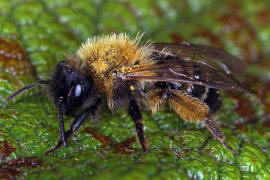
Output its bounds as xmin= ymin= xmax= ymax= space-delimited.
xmin=0 ymin=157 xmax=42 ymax=179
xmin=0 ymin=38 xmax=36 ymax=76
xmin=0 ymin=140 xmax=16 ymax=159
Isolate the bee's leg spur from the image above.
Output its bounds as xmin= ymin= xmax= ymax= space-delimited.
xmin=205 ymin=116 xmax=237 ymax=156
xmin=46 ymin=98 xmax=101 ymax=155
xmin=128 ymin=98 xmax=149 ymax=153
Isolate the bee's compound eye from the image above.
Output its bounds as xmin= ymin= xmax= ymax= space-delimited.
xmin=75 ymin=84 xmax=82 ymax=97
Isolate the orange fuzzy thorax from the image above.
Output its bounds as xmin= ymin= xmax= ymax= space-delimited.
xmin=67 ymin=33 xmax=154 ymax=104
xmin=76 ymin=33 xmax=153 ymax=79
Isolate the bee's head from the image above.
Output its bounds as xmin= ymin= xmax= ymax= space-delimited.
xmin=5 ymin=61 xmax=96 ymax=115
xmin=49 ymin=61 xmax=94 ymax=115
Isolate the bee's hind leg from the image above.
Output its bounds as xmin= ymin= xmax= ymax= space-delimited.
xmin=205 ymin=116 xmax=237 ymax=156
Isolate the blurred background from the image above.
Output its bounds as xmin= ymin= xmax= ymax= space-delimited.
xmin=1 ymin=0 xmax=270 ymax=179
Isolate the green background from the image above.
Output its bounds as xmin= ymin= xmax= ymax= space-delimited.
xmin=1 ymin=0 xmax=270 ymax=179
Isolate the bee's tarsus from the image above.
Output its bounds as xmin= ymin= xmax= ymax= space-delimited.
xmin=221 ymin=140 xmax=237 ymax=156
xmin=205 ymin=117 xmax=224 ymax=139
xmin=205 ymin=116 xmax=237 ymax=156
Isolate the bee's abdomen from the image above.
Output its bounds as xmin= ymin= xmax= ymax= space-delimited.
xmin=154 ymin=82 xmax=222 ymax=114
xmin=203 ymin=88 xmax=222 ymax=114
xmin=181 ymin=84 xmax=222 ymax=114
xmin=191 ymin=85 xmax=208 ymax=100
xmin=190 ymin=85 xmax=222 ymax=113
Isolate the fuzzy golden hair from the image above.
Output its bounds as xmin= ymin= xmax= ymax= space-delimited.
xmin=168 ymin=91 xmax=209 ymax=122
xmin=68 ymin=33 xmax=154 ymax=108
xmin=74 ymin=33 xmax=153 ymax=78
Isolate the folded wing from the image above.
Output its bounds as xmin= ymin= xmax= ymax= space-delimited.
xmin=123 ymin=59 xmax=252 ymax=93
xmin=151 ymin=42 xmax=247 ymax=74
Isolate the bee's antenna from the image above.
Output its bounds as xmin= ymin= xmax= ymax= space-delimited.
xmin=5 ymin=80 xmax=50 ymax=102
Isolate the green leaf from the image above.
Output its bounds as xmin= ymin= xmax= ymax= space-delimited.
xmin=0 ymin=0 xmax=270 ymax=179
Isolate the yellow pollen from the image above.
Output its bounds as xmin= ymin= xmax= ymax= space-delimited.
xmin=130 ymin=85 xmax=135 ymax=91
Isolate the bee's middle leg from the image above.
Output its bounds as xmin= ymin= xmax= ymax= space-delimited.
xmin=128 ymin=98 xmax=148 ymax=153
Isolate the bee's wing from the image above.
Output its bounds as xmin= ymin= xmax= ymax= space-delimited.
xmin=151 ymin=43 xmax=247 ymax=74
xmin=123 ymin=59 xmax=252 ymax=93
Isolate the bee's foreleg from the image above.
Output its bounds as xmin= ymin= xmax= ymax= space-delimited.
xmin=45 ymin=98 xmax=101 ymax=155
xmin=128 ymin=98 xmax=149 ymax=153
xmin=57 ymin=96 xmax=67 ymax=148
xmin=205 ymin=116 xmax=237 ymax=156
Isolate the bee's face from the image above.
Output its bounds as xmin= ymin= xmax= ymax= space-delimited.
xmin=49 ymin=61 xmax=93 ymax=114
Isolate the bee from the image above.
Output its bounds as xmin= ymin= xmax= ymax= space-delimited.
xmin=5 ymin=33 xmax=253 ymax=155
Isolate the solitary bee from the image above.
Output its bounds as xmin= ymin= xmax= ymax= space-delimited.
xmin=6 ymin=33 xmax=252 ymax=155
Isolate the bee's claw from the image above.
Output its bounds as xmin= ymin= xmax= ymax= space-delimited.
xmin=143 ymin=149 xmax=150 ymax=154
xmin=45 ymin=137 xmax=65 ymax=155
